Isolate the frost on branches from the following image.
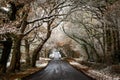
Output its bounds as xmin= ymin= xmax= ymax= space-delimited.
xmin=0 ymin=23 xmax=17 ymax=34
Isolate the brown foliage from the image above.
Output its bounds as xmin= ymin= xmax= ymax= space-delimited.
xmin=0 ymin=67 xmax=43 ymax=80
xmin=104 ymin=0 xmax=120 ymax=21
xmin=8 ymin=0 xmax=35 ymax=5
xmin=111 ymin=65 xmax=120 ymax=73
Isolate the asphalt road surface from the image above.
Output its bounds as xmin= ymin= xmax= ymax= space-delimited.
xmin=22 ymin=59 xmax=95 ymax=80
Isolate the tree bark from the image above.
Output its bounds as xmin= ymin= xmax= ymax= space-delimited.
xmin=104 ymin=25 xmax=120 ymax=64
xmin=25 ymin=39 xmax=31 ymax=66
xmin=105 ymin=27 xmax=112 ymax=64
xmin=111 ymin=26 xmax=120 ymax=63
xmin=0 ymin=38 xmax=12 ymax=73
xmin=31 ymin=30 xmax=52 ymax=67
xmin=80 ymin=44 xmax=88 ymax=60
xmin=8 ymin=35 xmax=22 ymax=72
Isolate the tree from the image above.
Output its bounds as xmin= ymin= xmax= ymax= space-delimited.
xmin=62 ymin=0 xmax=120 ymax=64
xmin=62 ymin=9 xmax=102 ymax=62
xmin=103 ymin=0 xmax=120 ymax=64
xmin=0 ymin=0 xmax=78 ymax=72
xmin=29 ymin=0 xmax=76 ymax=67
xmin=0 ymin=35 xmax=12 ymax=73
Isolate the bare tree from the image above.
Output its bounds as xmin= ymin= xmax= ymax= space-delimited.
xmin=62 ymin=0 xmax=120 ymax=64
xmin=0 ymin=34 xmax=12 ymax=73
xmin=0 ymin=0 xmax=79 ymax=72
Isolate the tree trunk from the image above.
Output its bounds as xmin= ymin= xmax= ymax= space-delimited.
xmin=8 ymin=36 xmax=22 ymax=72
xmin=0 ymin=38 xmax=12 ymax=73
xmin=111 ymin=26 xmax=120 ymax=63
xmin=25 ymin=39 xmax=31 ymax=66
xmin=31 ymin=30 xmax=52 ymax=67
xmin=105 ymin=28 xmax=112 ymax=64
xmin=81 ymin=44 xmax=91 ymax=61
xmin=104 ymin=25 xmax=119 ymax=64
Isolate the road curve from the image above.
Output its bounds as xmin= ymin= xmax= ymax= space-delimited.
xmin=22 ymin=60 xmax=95 ymax=80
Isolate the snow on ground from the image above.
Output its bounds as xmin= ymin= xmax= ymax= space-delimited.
xmin=36 ymin=58 xmax=50 ymax=67
xmin=88 ymin=70 xmax=120 ymax=80
xmin=7 ymin=58 xmax=49 ymax=68
xmin=39 ymin=57 xmax=51 ymax=61
xmin=7 ymin=62 xmax=10 ymax=67
xmin=69 ymin=61 xmax=120 ymax=80
xmin=70 ymin=61 xmax=88 ymax=68
xmin=36 ymin=63 xmax=48 ymax=67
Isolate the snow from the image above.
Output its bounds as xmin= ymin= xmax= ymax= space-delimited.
xmin=69 ymin=61 xmax=120 ymax=80
xmin=36 ymin=58 xmax=49 ymax=67
xmin=39 ymin=57 xmax=51 ymax=61
xmin=7 ymin=62 xmax=10 ymax=67
xmin=69 ymin=61 xmax=88 ymax=69
xmin=36 ymin=63 xmax=48 ymax=67
xmin=88 ymin=70 xmax=120 ymax=80
xmin=7 ymin=58 xmax=49 ymax=68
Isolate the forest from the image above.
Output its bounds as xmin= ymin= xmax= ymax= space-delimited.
xmin=0 ymin=0 xmax=120 ymax=80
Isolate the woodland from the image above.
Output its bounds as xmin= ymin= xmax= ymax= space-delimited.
xmin=0 ymin=0 xmax=120 ymax=79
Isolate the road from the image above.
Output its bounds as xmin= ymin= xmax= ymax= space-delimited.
xmin=22 ymin=59 xmax=95 ymax=80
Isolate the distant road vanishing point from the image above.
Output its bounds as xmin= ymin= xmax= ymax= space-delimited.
xmin=22 ymin=59 xmax=95 ymax=80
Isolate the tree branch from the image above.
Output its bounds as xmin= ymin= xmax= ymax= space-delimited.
xmin=24 ymin=23 xmax=42 ymax=36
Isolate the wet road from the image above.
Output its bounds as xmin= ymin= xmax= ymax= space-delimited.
xmin=22 ymin=59 xmax=94 ymax=80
